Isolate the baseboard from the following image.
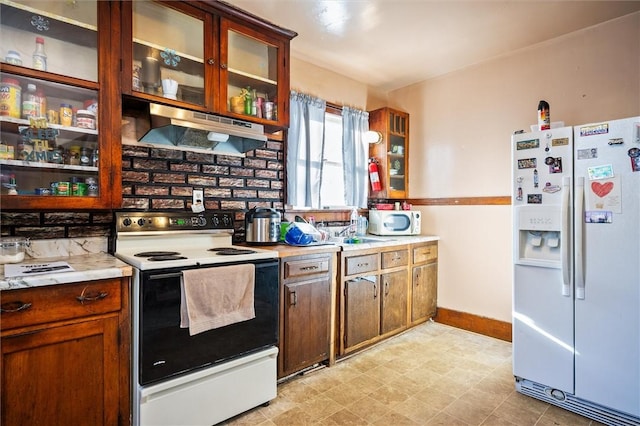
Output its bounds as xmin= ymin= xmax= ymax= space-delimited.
xmin=434 ymin=307 xmax=512 ymax=342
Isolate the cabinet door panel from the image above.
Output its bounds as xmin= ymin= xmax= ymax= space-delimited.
xmin=381 ymin=270 xmax=408 ymax=335
xmin=283 ymin=279 xmax=330 ymax=373
xmin=412 ymin=263 xmax=438 ymax=322
xmin=344 ymin=276 xmax=379 ymax=349
xmin=1 ymin=316 xmax=120 ymax=425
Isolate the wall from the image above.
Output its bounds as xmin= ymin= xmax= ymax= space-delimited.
xmin=387 ymin=12 xmax=640 ymax=322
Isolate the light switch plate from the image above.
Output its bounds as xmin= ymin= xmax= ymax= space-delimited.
xmin=192 ymin=189 xmax=204 ymax=206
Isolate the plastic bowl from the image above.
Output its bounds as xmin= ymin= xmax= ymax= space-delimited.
xmin=285 ymin=225 xmax=314 ymax=245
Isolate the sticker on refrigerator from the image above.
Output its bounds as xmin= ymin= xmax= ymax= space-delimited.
xmin=628 ymin=148 xmax=640 ymax=172
xmin=551 ymin=137 xmax=569 ymax=147
xmin=544 ymin=157 xmax=563 ymax=173
xmin=587 ymin=164 xmax=614 ymax=180
xmin=518 ymin=158 xmax=537 ymax=169
xmin=527 ymin=194 xmax=542 ymax=204
xmin=577 ymin=148 xmax=598 ymax=160
xmin=542 ymin=183 xmax=561 ymax=193
xmin=516 ymin=139 xmax=540 ymax=150
xmin=580 ymin=122 xmax=609 ymax=137
xmin=585 ymin=211 xmax=612 ymax=224
xmin=586 ymin=176 xmax=621 ymax=214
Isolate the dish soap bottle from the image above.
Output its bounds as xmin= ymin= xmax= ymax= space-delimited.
xmin=350 ymin=207 xmax=358 ymax=235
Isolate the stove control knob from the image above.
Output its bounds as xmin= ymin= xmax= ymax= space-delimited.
xmin=137 ymin=218 xmax=146 ymax=227
xmin=222 ymin=215 xmax=231 ymax=227
xmin=122 ymin=218 xmax=132 ymax=227
xmin=212 ymin=216 xmax=220 ymax=226
xmin=198 ymin=217 xmax=207 ymax=226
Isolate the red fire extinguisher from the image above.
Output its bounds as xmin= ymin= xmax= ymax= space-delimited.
xmin=369 ymin=158 xmax=382 ymax=191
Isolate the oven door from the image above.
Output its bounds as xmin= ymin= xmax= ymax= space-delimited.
xmin=138 ymin=259 xmax=279 ymax=385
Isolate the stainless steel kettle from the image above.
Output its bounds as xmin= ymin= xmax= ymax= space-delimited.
xmin=245 ymin=207 xmax=281 ymax=245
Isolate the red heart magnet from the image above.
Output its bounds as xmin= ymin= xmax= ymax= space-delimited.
xmin=591 ymin=181 xmax=614 ymax=198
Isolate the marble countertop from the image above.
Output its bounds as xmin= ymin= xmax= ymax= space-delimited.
xmin=0 ymin=252 xmax=133 ymax=291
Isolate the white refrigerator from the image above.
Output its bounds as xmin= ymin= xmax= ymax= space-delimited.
xmin=511 ymin=117 xmax=640 ymax=425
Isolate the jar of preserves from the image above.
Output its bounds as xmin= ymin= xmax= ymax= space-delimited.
xmin=76 ymin=110 xmax=96 ymax=129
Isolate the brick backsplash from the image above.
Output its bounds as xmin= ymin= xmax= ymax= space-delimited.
xmin=0 ymin=141 xmax=285 ymax=244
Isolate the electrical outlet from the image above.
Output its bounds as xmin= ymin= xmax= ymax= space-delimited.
xmin=192 ymin=189 xmax=204 ymax=206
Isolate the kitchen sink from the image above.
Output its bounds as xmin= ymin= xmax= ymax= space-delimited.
xmin=338 ymin=236 xmax=394 ymax=244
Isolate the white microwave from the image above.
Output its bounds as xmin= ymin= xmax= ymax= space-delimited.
xmin=368 ymin=210 xmax=421 ymax=236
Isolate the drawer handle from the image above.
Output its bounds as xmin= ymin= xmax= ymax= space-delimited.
xmin=301 ymin=265 xmax=319 ymax=271
xmin=0 ymin=301 xmax=33 ymax=313
xmin=357 ymin=262 xmax=369 ymax=268
xmin=76 ymin=289 xmax=108 ymax=304
xmin=289 ymin=291 xmax=297 ymax=306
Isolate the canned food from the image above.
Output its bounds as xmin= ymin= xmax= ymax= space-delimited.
xmin=76 ymin=109 xmax=95 ymax=129
xmin=87 ymin=183 xmax=98 ymax=197
xmin=35 ymin=187 xmax=51 ymax=195
xmin=56 ymin=182 xmax=70 ymax=196
xmin=0 ymin=78 xmax=22 ymax=118
xmin=72 ymin=182 xmax=88 ymax=196
xmin=46 ymin=109 xmax=59 ymax=124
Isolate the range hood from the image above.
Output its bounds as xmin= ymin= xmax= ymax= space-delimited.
xmin=137 ymin=103 xmax=267 ymax=157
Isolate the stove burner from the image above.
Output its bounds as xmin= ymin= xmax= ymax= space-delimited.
xmin=208 ymin=247 xmax=257 ymax=256
xmin=135 ymin=251 xmax=180 ymax=257
xmin=147 ymin=255 xmax=189 ymax=261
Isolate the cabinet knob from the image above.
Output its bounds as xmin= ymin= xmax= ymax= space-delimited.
xmin=220 ymin=63 xmax=227 ymax=69
xmin=207 ymin=58 xmax=215 ymax=65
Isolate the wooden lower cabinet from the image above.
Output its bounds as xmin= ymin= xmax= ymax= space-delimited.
xmin=279 ymin=253 xmax=335 ymax=378
xmin=344 ymin=275 xmax=379 ymax=348
xmin=381 ymin=270 xmax=408 ymax=335
xmin=410 ymin=241 xmax=438 ymax=324
xmin=0 ymin=278 xmax=130 ymax=426
xmin=340 ymin=246 xmax=409 ymax=355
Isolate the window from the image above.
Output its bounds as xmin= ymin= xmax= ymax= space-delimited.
xmin=320 ymin=111 xmax=346 ymax=207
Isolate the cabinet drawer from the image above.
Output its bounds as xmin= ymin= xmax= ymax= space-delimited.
xmin=413 ymin=243 xmax=438 ymax=264
xmin=381 ymin=249 xmax=408 ymax=269
xmin=345 ymin=254 xmax=378 ymax=276
xmin=0 ymin=279 xmax=122 ymax=331
xmin=283 ymin=257 xmax=330 ymax=280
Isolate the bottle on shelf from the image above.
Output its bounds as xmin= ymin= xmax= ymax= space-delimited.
xmin=32 ymin=37 xmax=47 ymax=71
xmin=21 ymin=84 xmax=38 ymax=119
xmin=244 ymin=86 xmax=252 ymax=115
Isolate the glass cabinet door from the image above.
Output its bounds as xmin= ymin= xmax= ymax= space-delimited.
xmin=131 ymin=0 xmax=205 ymax=106
xmin=0 ymin=0 xmax=98 ymax=82
xmin=387 ymin=111 xmax=407 ymax=196
xmin=221 ymin=19 xmax=282 ymax=124
xmin=0 ymin=73 xmax=100 ymax=198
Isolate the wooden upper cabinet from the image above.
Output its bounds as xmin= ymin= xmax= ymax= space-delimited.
xmin=0 ymin=0 xmax=121 ymax=209
xmin=369 ymin=107 xmax=410 ymax=200
xmin=120 ymin=0 xmax=296 ymax=130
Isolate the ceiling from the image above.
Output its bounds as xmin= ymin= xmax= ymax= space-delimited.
xmin=224 ymin=0 xmax=640 ymax=92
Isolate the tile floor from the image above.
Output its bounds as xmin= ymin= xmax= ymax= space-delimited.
xmin=223 ymin=321 xmax=602 ymax=425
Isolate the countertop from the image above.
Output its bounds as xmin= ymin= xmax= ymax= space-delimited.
xmin=248 ymin=234 xmax=439 ymax=257
xmin=0 ymin=252 xmax=133 ymax=291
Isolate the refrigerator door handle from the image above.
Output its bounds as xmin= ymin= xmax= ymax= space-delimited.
xmin=575 ymin=176 xmax=585 ymax=299
xmin=561 ymin=176 xmax=571 ymax=296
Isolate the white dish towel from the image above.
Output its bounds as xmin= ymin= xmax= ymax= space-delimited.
xmin=180 ymin=264 xmax=255 ymax=336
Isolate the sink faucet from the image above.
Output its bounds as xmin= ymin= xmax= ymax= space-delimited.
xmin=336 ymin=224 xmax=355 ymax=237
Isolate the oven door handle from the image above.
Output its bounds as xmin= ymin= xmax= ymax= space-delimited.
xmin=149 ymin=272 xmax=184 ymax=280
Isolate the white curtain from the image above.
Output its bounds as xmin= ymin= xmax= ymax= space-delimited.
xmin=287 ymin=91 xmax=326 ymax=208
xmin=342 ymin=106 xmax=369 ymax=208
